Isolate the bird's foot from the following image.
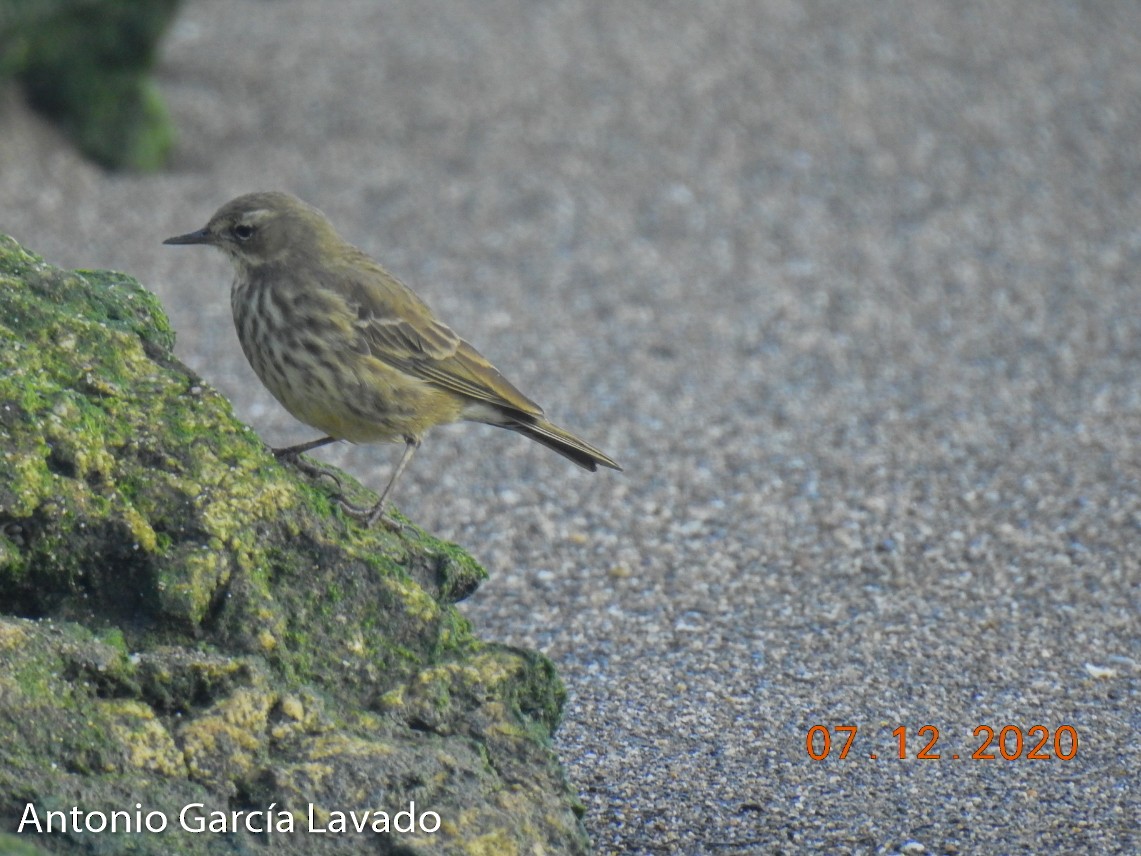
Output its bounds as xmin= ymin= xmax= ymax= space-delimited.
xmin=336 ymin=497 xmax=404 ymax=532
xmin=273 ymin=446 xmax=344 ymax=491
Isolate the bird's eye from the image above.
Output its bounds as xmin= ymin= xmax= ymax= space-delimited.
xmin=233 ymin=224 xmax=255 ymax=241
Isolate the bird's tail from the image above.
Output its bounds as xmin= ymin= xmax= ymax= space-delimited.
xmin=507 ymin=415 xmax=622 ymax=472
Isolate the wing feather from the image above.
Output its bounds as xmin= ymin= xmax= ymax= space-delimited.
xmin=322 ymin=251 xmax=544 ymax=417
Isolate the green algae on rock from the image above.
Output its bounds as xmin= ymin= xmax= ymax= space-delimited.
xmin=0 ymin=235 xmax=590 ymax=855
xmin=0 ymin=0 xmax=180 ymax=171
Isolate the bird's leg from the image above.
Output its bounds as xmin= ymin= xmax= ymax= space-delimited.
xmin=274 ymin=436 xmax=339 ymax=457
xmin=368 ymin=439 xmax=418 ymax=528
xmin=273 ymin=436 xmax=343 ymax=489
xmin=338 ymin=438 xmax=419 ymax=530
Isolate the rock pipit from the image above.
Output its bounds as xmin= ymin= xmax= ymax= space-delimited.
xmin=165 ymin=191 xmax=620 ymax=527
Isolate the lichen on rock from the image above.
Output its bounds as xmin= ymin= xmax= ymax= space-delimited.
xmin=0 ymin=235 xmax=589 ymax=854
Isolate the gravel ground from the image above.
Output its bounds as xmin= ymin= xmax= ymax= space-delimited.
xmin=3 ymin=1 xmax=1139 ymax=853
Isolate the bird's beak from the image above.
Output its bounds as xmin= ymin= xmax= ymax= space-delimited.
xmin=163 ymin=227 xmax=214 ymax=246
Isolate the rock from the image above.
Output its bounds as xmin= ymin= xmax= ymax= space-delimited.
xmin=0 ymin=235 xmax=590 ymax=854
xmin=0 ymin=0 xmax=180 ymax=171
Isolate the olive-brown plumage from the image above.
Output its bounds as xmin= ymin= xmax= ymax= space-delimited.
xmin=164 ymin=191 xmax=620 ymax=526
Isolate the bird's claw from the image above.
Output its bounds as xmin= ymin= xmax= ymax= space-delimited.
xmin=274 ymin=449 xmax=344 ymax=491
xmin=335 ymin=497 xmax=404 ymax=532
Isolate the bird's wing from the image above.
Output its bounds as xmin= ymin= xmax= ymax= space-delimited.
xmin=331 ymin=255 xmax=545 ymax=417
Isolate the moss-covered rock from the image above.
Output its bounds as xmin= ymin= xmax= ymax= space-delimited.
xmin=0 ymin=0 xmax=179 ymax=171
xmin=0 ymin=236 xmax=590 ymax=854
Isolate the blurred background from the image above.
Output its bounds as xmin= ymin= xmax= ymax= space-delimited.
xmin=2 ymin=1 xmax=1139 ymax=852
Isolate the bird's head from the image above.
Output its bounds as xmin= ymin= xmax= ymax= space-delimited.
xmin=164 ymin=191 xmax=339 ymax=271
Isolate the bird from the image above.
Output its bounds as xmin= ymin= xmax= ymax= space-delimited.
xmin=164 ymin=191 xmax=620 ymax=528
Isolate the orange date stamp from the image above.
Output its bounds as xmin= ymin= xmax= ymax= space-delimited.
xmin=805 ymin=724 xmax=1078 ymax=761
